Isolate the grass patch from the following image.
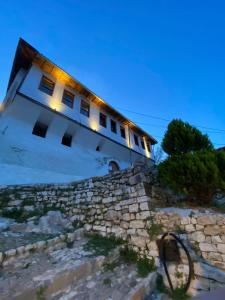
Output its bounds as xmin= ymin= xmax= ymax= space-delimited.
xmin=84 ymin=233 xmax=124 ymax=256
xmin=1 ymin=208 xmax=42 ymax=223
xmin=120 ymin=246 xmax=138 ymax=264
xmin=36 ymin=286 xmax=46 ymax=300
xmin=156 ymin=274 xmax=189 ymax=300
xmin=103 ymin=278 xmax=111 ymax=285
xmin=148 ymin=222 xmax=163 ymax=240
xmin=104 ymin=261 xmax=119 ymax=272
xmin=169 ymin=287 xmax=190 ymax=300
xmin=137 ymin=256 xmax=156 ymax=277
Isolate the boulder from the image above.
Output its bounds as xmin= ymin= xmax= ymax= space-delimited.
xmin=0 ymin=217 xmax=15 ymax=232
xmin=26 ymin=211 xmax=73 ymax=234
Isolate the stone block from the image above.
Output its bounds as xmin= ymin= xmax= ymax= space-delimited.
xmin=197 ymin=215 xmax=217 ymax=225
xmin=130 ymin=235 xmax=146 ymax=248
xmin=130 ymin=220 xmax=145 ymax=229
xmin=180 ymin=217 xmax=190 ymax=225
xmin=191 ymin=231 xmax=205 ymax=242
xmin=129 ymin=204 xmax=139 ymax=213
xmin=204 ymin=225 xmax=221 ymax=236
xmin=199 ymin=243 xmax=217 ymax=252
xmin=185 ymin=224 xmax=195 ymax=232
xmin=140 ymin=202 xmax=149 ymax=211
xmin=217 ymin=244 xmax=225 ymax=254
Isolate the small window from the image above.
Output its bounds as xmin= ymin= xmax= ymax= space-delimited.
xmin=62 ymin=133 xmax=72 ymax=147
xmin=146 ymin=143 xmax=151 ymax=152
xmin=141 ymin=139 xmax=145 ymax=149
xmin=108 ymin=161 xmax=120 ymax=173
xmin=80 ymin=100 xmax=90 ymax=117
xmin=32 ymin=121 xmax=48 ymax=138
xmin=134 ymin=134 xmax=139 ymax=146
xmin=111 ymin=119 xmax=117 ymax=133
xmin=99 ymin=112 xmax=107 ymax=128
xmin=39 ymin=75 xmax=55 ymax=96
xmin=62 ymin=89 xmax=74 ymax=108
xmin=120 ymin=126 xmax=126 ymax=139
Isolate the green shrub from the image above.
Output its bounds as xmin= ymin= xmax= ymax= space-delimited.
xmin=137 ymin=256 xmax=156 ymax=277
xmin=158 ymin=151 xmax=225 ymax=204
xmin=120 ymin=246 xmax=138 ymax=264
xmin=162 ymin=119 xmax=213 ymax=156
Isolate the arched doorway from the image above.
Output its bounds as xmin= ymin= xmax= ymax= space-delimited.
xmin=108 ymin=161 xmax=120 ymax=173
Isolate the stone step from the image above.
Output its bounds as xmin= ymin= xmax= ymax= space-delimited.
xmin=53 ymin=264 xmax=157 ymax=300
xmin=0 ymin=236 xmax=110 ymax=300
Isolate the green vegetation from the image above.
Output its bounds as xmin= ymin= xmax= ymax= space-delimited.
xmin=156 ymin=274 xmax=189 ymax=300
xmin=169 ymin=287 xmax=190 ymax=300
xmin=175 ymin=271 xmax=183 ymax=279
xmin=84 ymin=233 xmax=124 ymax=256
xmin=148 ymin=222 xmax=163 ymax=239
xmin=104 ymin=261 xmax=119 ymax=272
xmin=36 ymin=286 xmax=46 ymax=300
xmin=159 ymin=119 xmax=225 ymax=205
xmin=71 ymin=220 xmax=84 ymax=230
xmin=1 ymin=207 xmax=42 ymax=223
xmin=0 ymin=203 xmax=67 ymax=223
xmin=137 ymin=256 xmax=156 ymax=277
xmin=103 ymin=278 xmax=112 ymax=285
xmin=120 ymin=246 xmax=156 ymax=278
xmin=120 ymin=246 xmax=138 ymax=263
xmin=162 ymin=119 xmax=213 ymax=155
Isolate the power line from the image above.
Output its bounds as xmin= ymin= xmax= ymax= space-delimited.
xmin=116 ymin=106 xmax=225 ymax=133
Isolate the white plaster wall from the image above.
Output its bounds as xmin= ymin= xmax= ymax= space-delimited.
xmin=0 ymin=95 xmax=151 ymax=185
xmin=19 ymin=64 xmax=152 ymax=159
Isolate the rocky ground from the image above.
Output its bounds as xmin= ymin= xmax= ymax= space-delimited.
xmin=0 ymin=234 xmax=160 ymax=300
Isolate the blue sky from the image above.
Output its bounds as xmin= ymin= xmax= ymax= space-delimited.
xmin=0 ymin=0 xmax=225 ymax=148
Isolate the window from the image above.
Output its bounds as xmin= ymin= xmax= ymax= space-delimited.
xmin=120 ymin=126 xmax=126 ymax=139
xmin=146 ymin=143 xmax=151 ymax=152
xmin=141 ymin=139 xmax=145 ymax=150
xmin=62 ymin=89 xmax=74 ymax=108
xmin=80 ymin=99 xmax=90 ymax=117
xmin=32 ymin=121 xmax=48 ymax=138
xmin=39 ymin=75 xmax=55 ymax=96
xmin=99 ymin=112 xmax=107 ymax=128
xmin=61 ymin=133 xmax=73 ymax=147
xmin=108 ymin=161 xmax=120 ymax=173
xmin=134 ymin=134 xmax=139 ymax=146
xmin=111 ymin=119 xmax=117 ymax=133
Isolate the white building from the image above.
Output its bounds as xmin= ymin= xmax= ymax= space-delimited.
xmin=0 ymin=39 xmax=157 ymax=185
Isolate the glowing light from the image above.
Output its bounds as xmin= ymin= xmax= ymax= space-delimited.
xmin=143 ymin=137 xmax=151 ymax=158
xmin=90 ymin=119 xmax=99 ymax=131
xmin=48 ymin=98 xmax=64 ymax=113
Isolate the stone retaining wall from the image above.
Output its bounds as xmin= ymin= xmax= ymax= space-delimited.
xmin=1 ymin=165 xmax=225 ymax=295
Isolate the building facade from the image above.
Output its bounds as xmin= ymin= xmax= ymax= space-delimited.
xmin=0 ymin=39 xmax=157 ymax=185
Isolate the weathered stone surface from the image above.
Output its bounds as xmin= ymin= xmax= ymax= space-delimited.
xmin=140 ymin=202 xmax=149 ymax=211
xmin=26 ymin=211 xmax=73 ymax=234
xmin=197 ymin=215 xmax=217 ymax=225
xmin=204 ymin=225 xmax=221 ymax=236
xmin=185 ymin=224 xmax=195 ymax=232
xmin=130 ymin=235 xmax=146 ymax=248
xmin=130 ymin=220 xmax=145 ymax=229
xmin=194 ymin=261 xmax=225 ymax=283
xmin=129 ymin=204 xmax=139 ymax=213
xmin=217 ymin=244 xmax=225 ymax=254
xmin=199 ymin=243 xmax=217 ymax=252
xmin=0 ymin=217 xmax=15 ymax=232
xmin=191 ymin=231 xmax=205 ymax=242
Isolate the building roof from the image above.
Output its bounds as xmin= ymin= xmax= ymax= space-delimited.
xmin=7 ymin=38 xmax=157 ymax=145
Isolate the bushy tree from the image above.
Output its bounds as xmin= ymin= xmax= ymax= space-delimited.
xmin=162 ymin=119 xmax=213 ymax=156
xmin=158 ymin=119 xmax=225 ymax=204
xmin=158 ymin=151 xmax=225 ymax=204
